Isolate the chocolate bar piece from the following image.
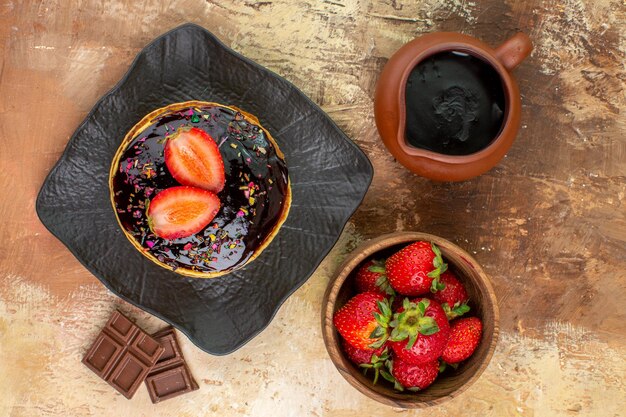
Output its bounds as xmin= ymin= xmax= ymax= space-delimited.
xmin=82 ymin=310 xmax=165 ymax=399
xmin=144 ymin=327 xmax=198 ymax=403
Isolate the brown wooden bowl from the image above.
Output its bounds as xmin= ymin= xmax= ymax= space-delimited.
xmin=321 ymin=232 xmax=499 ymax=408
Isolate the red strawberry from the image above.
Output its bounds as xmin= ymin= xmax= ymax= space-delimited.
xmin=432 ymin=271 xmax=470 ymax=320
xmin=389 ymin=298 xmax=450 ymax=365
xmin=355 ymin=260 xmax=394 ymax=296
xmin=342 ymin=341 xmax=390 ymax=384
xmin=442 ymin=317 xmax=482 ymax=364
xmin=386 ymin=241 xmax=448 ymax=296
xmin=333 ymin=292 xmax=392 ymax=350
xmin=147 ymin=186 xmax=220 ymax=240
xmin=382 ymin=358 xmax=439 ymax=392
xmin=164 ymin=127 xmax=225 ymax=193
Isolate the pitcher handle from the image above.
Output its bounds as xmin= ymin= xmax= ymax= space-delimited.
xmin=494 ymin=33 xmax=533 ymax=71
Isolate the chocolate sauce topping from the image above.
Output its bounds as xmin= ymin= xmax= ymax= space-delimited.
xmin=111 ymin=103 xmax=289 ymax=275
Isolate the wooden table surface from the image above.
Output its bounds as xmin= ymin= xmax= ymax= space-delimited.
xmin=1 ymin=1 xmax=624 ymax=416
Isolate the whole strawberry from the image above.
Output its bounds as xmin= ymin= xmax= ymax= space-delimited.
xmin=386 ymin=241 xmax=447 ymax=296
xmin=333 ymin=292 xmax=392 ymax=350
xmin=389 ymin=298 xmax=450 ymax=365
xmin=381 ymin=358 xmax=439 ymax=392
xmin=354 ymin=260 xmax=394 ymax=296
xmin=442 ymin=317 xmax=483 ymax=364
xmin=432 ymin=271 xmax=470 ymax=320
xmin=342 ymin=341 xmax=390 ymax=384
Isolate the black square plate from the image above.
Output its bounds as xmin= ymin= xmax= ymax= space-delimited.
xmin=36 ymin=24 xmax=372 ymax=354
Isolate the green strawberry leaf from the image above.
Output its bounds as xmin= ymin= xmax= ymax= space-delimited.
xmin=417 ymin=316 xmax=439 ymax=335
xmin=369 ymin=326 xmax=381 ymax=339
xmin=375 ymin=275 xmax=396 ymax=296
xmin=427 ymin=268 xmax=441 ymax=279
xmin=407 ymin=387 xmax=421 ymax=392
xmin=377 ymin=300 xmax=392 ymax=319
xmin=418 ymin=299 xmax=429 ymax=314
xmin=439 ymin=361 xmax=447 ymax=373
xmin=389 ymin=327 xmax=399 ymax=340
xmin=373 ymin=312 xmax=389 ymax=328
xmin=390 ymin=328 xmax=409 ymax=342
xmin=453 ymin=303 xmax=471 ymax=316
xmin=431 ymin=242 xmax=442 ymax=258
xmin=369 ymin=265 xmax=386 ymax=274
xmin=369 ymin=339 xmax=386 ymax=349
xmin=429 ymin=242 xmax=448 ymax=280
xmin=406 ymin=333 xmax=418 ymax=350
xmin=394 ymin=380 xmax=405 ymax=392
xmin=417 ymin=316 xmax=436 ymax=326
xmin=397 ymin=311 xmax=407 ymax=322
xmin=429 ymin=275 xmax=445 ymax=292
xmin=369 ymin=332 xmax=388 ymax=349
xmin=417 ymin=301 xmax=426 ymax=315
xmin=379 ymin=369 xmax=395 ymax=383
xmin=442 ymin=302 xmax=471 ymax=320
xmin=419 ymin=324 xmax=440 ymax=336
xmin=383 ymin=286 xmax=396 ymax=296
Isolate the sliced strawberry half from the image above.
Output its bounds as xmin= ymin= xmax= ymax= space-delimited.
xmin=164 ymin=127 xmax=225 ymax=193
xmin=147 ymin=186 xmax=220 ymax=240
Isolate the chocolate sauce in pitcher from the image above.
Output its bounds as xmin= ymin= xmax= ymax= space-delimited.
xmin=404 ymin=51 xmax=506 ymax=155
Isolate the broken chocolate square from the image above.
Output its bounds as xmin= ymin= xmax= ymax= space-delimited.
xmin=144 ymin=327 xmax=199 ymax=403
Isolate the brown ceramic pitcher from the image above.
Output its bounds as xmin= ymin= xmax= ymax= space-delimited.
xmin=374 ymin=32 xmax=533 ymax=181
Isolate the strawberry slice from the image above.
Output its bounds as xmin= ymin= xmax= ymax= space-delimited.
xmin=147 ymin=186 xmax=220 ymax=240
xmin=164 ymin=127 xmax=225 ymax=193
